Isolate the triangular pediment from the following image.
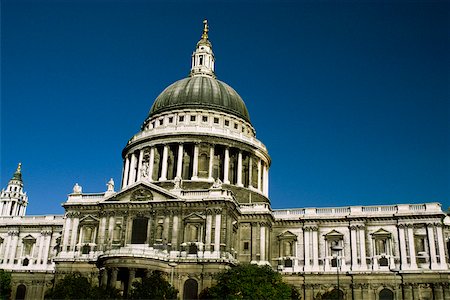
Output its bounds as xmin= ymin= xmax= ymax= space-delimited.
xmin=79 ymin=214 xmax=99 ymax=224
xmin=183 ymin=212 xmax=205 ymax=223
xmin=372 ymin=228 xmax=391 ymax=237
xmin=278 ymin=230 xmax=297 ymax=240
xmin=324 ymin=229 xmax=344 ymax=240
xmin=104 ymin=181 xmax=179 ymax=202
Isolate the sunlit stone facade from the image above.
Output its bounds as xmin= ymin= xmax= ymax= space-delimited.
xmin=1 ymin=21 xmax=449 ymax=300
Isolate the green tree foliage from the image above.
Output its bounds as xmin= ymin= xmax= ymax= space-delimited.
xmin=129 ymin=271 xmax=178 ymax=300
xmin=45 ymin=272 xmax=120 ymax=300
xmin=0 ymin=270 xmax=12 ymax=300
xmin=199 ymin=264 xmax=300 ymax=300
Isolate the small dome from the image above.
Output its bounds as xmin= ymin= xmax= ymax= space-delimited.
xmin=148 ymin=76 xmax=251 ymax=123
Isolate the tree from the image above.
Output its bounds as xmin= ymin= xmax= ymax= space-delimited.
xmin=0 ymin=270 xmax=12 ymax=300
xmin=45 ymin=272 xmax=120 ymax=300
xmin=199 ymin=264 xmax=300 ymax=300
xmin=129 ymin=271 xmax=178 ymax=300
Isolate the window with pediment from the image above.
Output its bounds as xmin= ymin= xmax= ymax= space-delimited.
xmin=371 ymin=228 xmax=393 ymax=267
xmin=324 ymin=230 xmax=344 ymax=267
xmin=278 ymin=231 xmax=297 ymax=267
xmin=183 ymin=213 xmax=205 ymax=244
xmin=22 ymin=235 xmax=36 ymax=256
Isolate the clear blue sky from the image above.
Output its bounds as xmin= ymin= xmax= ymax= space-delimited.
xmin=1 ymin=0 xmax=449 ymax=215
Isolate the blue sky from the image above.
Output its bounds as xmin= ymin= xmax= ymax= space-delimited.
xmin=1 ymin=0 xmax=449 ymax=215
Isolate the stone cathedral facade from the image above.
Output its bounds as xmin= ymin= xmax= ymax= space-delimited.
xmin=1 ymin=21 xmax=450 ymax=300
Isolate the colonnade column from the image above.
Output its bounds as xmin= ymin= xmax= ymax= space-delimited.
xmin=109 ymin=267 xmax=118 ymax=288
xmin=237 ymin=151 xmax=243 ymax=187
xmin=129 ymin=153 xmax=137 ymax=184
xmin=107 ymin=214 xmax=115 ymax=247
xmin=427 ymin=224 xmax=438 ymax=269
xmin=70 ymin=214 xmax=80 ymax=251
xmin=159 ymin=145 xmax=169 ymax=181
xmin=191 ymin=144 xmax=199 ymax=180
xmin=2 ymin=233 xmax=11 ymax=265
xmin=62 ymin=216 xmax=72 ymax=252
xmin=406 ymin=224 xmax=417 ymax=269
xmin=358 ymin=225 xmax=367 ymax=269
xmin=137 ymin=149 xmax=144 ymax=180
xmin=257 ymin=160 xmax=262 ymax=191
xmin=435 ymin=224 xmax=447 ymax=268
xmin=171 ymin=212 xmax=179 ymax=249
xmin=263 ymin=164 xmax=269 ymax=196
xmin=205 ymin=211 xmax=212 ymax=251
xmin=8 ymin=231 xmax=19 ymax=265
xmin=127 ymin=268 xmax=136 ymax=297
xmin=248 ymin=156 xmax=253 ymax=188
xmin=304 ymin=227 xmax=310 ymax=271
xmin=37 ymin=232 xmax=44 ymax=263
xmin=148 ymin=148 xmax=155 ymax=181
xmin=208 ymin=145 xmax=214 ymax=180
xmin=350 ymin=225 xmax=358 ymax=270
xmin=122 ymin=156 xmax=130 ymax=188
xmin=100 ymin=268 xmax=108 ymax=287
xmin=260 ymin=224 xmax=266 ymax=261
xmin=42 ymin=231 xmax=51 ymax=265
xmin=312 ymin=227 xmax=319 ymax=271
xmin=224 ymin=147 xmax=230 ymax=184
xmin=214 ymin=209 xmax=221 ymax=252
xmin=398 ymin=224 xmax=408 ymax=269
xmin=98 ymin=214 xmax=107 ymax=251
xmin=176 ymin=144 xmax=184 ymax=178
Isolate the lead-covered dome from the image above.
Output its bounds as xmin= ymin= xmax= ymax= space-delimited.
xmin=148 ymin=76 xmax=250 ymax=123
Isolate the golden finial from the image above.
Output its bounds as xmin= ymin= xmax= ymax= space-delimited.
xmin=201 ymin=19 xmax=209 ymax=40
xmin=16 ymin=162 xmax=22 ymax=173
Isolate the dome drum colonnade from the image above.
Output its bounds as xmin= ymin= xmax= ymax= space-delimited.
xmin=121 ymin=20 xmax=270 ymax=199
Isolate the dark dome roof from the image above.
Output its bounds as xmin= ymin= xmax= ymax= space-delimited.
xmin=148 ymin=76 xmax=251 ymax=122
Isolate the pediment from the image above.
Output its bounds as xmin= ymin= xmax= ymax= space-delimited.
xmin=183 ymin=212 xmax=205 ymax=223
xmin=104 ymin=181 xmax=178 ymax=202
xmin=324 ymin=229 xmax=344 ymax=240
xmin=22 ymin=234 xmax=36 ymax=242
xmin=278 ymin=230 xmax=297 ymax=240
xmin=372 ymin=228 xmax=391 ymax=237
xmin=79 ymin=214 xmax=99 ymax=224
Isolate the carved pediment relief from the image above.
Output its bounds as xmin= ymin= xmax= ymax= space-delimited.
xmin=371 ymin=228 xmax=391 ymax=238
xmin=183 ymin=212 xmax=205 ymax=223
xmin=22 ymin=234 xmax=36 ymax=242
xmin=79 ymin=215 xmax=99 ymax=225
xmin=131 ymin=189 xmax=153 ymax=201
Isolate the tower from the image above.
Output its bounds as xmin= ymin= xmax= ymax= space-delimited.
xmin=0 ymin=163 xmax=28 ymax=216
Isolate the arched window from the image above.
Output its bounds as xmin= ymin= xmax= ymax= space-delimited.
xmin=183 ymin=278 xmax=198 ymax=300
xmin=22 ymin=258 xmax=29 ymax=266
xmin=379 ymin=288 xmax=394 ymax=300
xmin=322 ymin=289 xmax=343 ymax=300
xmin=15 ymin=284 xmax=26 ymax=300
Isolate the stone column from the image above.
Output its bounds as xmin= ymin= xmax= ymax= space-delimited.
xmin=223 ymin=147 xmax=230 ymax=184
xmin=42 ymin=232 xmax=51 ymax=265
xmin=176 ymin=144 xmax=184 ymax=178
xmin=359 ymin=225 xmax=367 ymax=269
xmin=137 ymin=149 xmax=144 ymax=180
xmin=70 ymin=215 xmax=80 ymax=252
xmin=263 ymin=164 xmax=269 ymax=196
xmin=127 ymin=268 xmax=136 ymax=297
xmin=427 ymin=223 xmax=438 ymax=269
xmin=205 ymin=211 xmax=212 ymax=252
xmin=107 ymin=215 xmax=115 ymax=247
xmin=248 ymin=156 xmax=253 ymax=188
xmin=214 ymin=210 xmax=221 ymax=252
xmin=350 ymin=225 xmax=358 ymax=270
xmin=312 ymin=227 xmax=319 ymax=270
xmin=172 ymin=213 xmax=179 ymax=249
xmin=434 ymin=283 xmax=444 ymax=300
xmin=159 ymin=145 xmax=169 ymax=181
xmin=407 ymin=224 xmax=417 ymax=269
xmin=62 ymin=216 xmax=72 ymax=252
xmin=37 ymin=233 xmax=44 ymax=264
xmin=98 ymin=215 xmax=107 ymax=251
xmin=304 ymin=228 xmax=310 ymax=271
xmin=109 ymin=267 xmax=118 ymax=288
xmin=2 ymin=234 xmax=11 ymax=265
xmin=148 ymin=147 xmax=155 ymax=181
xmin=122 ymin=156 xmax=130 ymax=188
xmin=237 ymin=151 xmax=243 ymax=187
xmin=9 ymin=231 xmax=19 ymax=265
xmin=101 ymin=268 xmax=108 ymax=287
xmin=435 ymin=224 xmax=447 ymax=268
xmin=260 ymin=224 xmax=266 ymax=261
xmin=191 ymin=143 xmax=199 ymax=180
xmin=257 ymin=159 xmax=262 ymax=191
xmin=208 ymin=145 xmax=214 ymax=180
xmin=129 ymin=153 xmax=137 ymax=184
xmin=398 ymin=224 xmax=408 ymax=269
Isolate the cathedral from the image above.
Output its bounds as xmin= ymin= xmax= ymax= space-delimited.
xmin=1 ymin=21 xmax=449 ymax=300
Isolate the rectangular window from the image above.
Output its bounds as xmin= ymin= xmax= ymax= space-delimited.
xmin=243 ymin=241 xmax=249 ymax=251
xmin=214 ymin=117 xmax=219 ymax=124
xmin=224 ymin=120 xmax=229 ymax=126
xmin=202 ymin=116 xmax=208 ymax=122
xmin=234 ymin=123 xmax=238 ymax=129
xmin=159 ymin=119 xmax=164 ymax=125
xmin=168 ymin=117 xmax=173 ymax=123
xmin=199 ymin=55 xmax=203 ymax=65
xmin=190 ymin=115 xmax=196 ymax=122
xmin=179 ymin=116 xmax=184 ymax=122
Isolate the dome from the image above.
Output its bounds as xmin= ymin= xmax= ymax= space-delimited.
xmin=148 ymin=76 xmax=251 ymax=123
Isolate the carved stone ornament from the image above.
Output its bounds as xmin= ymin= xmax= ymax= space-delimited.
xmin=73 ymin=183 xmax=82 ymax=194
xmin=131 ymin=189 xmax=153 ymax=201
xmin=211 ymin=178 xmax=223 ymax=189
xmin=173 ymin=176 xmax=182 ymax=189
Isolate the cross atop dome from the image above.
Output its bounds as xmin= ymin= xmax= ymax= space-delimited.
xmin=190 ymin=19 xmax=215 ymax=78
